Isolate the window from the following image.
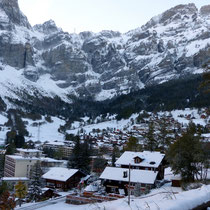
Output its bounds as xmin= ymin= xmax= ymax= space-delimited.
xmin=123 ymin=171 xmax=128 ymax=178
xmin=57 ymin=183 xmax=62 ymax=188
xmin=134 ymin=156 xmax=144 ymax=164
xmin=47 ymin=182 xmax=55 ymax=187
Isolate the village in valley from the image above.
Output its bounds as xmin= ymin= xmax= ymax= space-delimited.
xmin=0 ymin=0 xmax=210 ymax=209
xmin=0 ymin=107 xmax=209 ymax=209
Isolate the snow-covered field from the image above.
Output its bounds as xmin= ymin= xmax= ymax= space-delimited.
xmin=68 ymin=114 xmax=138 ymax=135
xmin=0 ymin=115 xmax=66 ymax=144
xmin=67 ymin=108 xmax=209 ymax=135
xmin=25 ymin=184 xmax=210 ymax=210
xmin=24 ymin=116 xmax=66 ymax=143
xmin=169 ymin=109 xmax=208 ymax=126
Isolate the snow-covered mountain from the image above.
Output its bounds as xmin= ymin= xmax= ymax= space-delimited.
xmin=0 ymin=0 xmax=210 ymax=105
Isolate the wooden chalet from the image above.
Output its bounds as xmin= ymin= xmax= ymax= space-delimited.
xmin=100 ymin=151 xmax=165 ymax=195
xmin=42 ymin=167 xmax=86 ymax=190
xmin=115 ymin=151 xmax=165 ymax=180
xmin=100 ymin=167 xmax=158 ymax=195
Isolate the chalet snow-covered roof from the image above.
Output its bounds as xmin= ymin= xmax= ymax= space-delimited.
xmin=115 ymin=151 xmax=165 ymax=168
xmin=42 ymin=167 xmax=79 ymax=182
xmin=100 ymin=167 xmax=158 ymax=184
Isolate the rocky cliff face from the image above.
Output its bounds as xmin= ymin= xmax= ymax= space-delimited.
xmin=0 ymin=1 xmax=209 ymax=103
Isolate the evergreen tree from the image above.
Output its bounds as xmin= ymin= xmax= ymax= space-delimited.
xmin=68 ymin=137 xmax=91 ymax=174
xmin=0 ymin=182 xmax=8 ymax=196
xmin=43 ymin=147 xmax=55 ymax=158
xmin=27 ymin=161 xmax=43 ymax=202
xmin=124 ymin=136 xmax=141 ymax=152
xmin=5 ymin=142 xmax=16 ymax=155
xmin=81 ymin=140 xmax=91 ymax=173
xmin=157 ymin=116 xmax=173 ymax=151
xmin=14 ymin=134 xmax=25 ymax=148
xmin=0 ymin=154 xmax=5 ymax=178
xmin=167 ymin=123 xmax=207 ymax=182
xmin=93 ymin=156 xmax=107 ymax=173
xmin=54 ymin=147 xmax=63 ymax=160
xmin=6 ymin=130 xmax=25 ymax=149
xmin=68 ymin=137 xmax=81 ymax=169
xmin=200 ymin=62 xmax=210 ymax=93
xmin=112 ymin=145 xmax=116 ymax=167
xmin=144 ymin=122 xmax=158 ymax=151
xmin=5 ymin=130 xmax=16 ymax=145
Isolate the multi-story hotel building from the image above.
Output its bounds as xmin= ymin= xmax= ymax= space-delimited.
xmin=4 ymin=155 xmax=38 ymax=177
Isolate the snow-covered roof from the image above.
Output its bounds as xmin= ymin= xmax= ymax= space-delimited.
xmin=42 ymin=167 xmax=79 ymax=182
xmin=17 ymin=148 xmax=42 ymax=153
xmin=100 ymin=167 xmax=158 ymax=184
xmin=45 ymin=141 xmax=65 ymax=146
xmin=7 ymin=155 xmax=64 ymax=164
xmin=115 ymin=151 xmax=165 ymax=168
xmin=7 ymin=155 xmax=39 ymax=161
xmin=2 ymin=177 xmax=29 ymax=181
xmin=40 ymin=157 xmax=63 ymax=163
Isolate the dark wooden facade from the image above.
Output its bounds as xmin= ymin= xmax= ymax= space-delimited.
xmin=45 ymin=171 xmax=85 ymax=190
xmin=102 ymin=180 xmax=154 ymax=196
xmin=42 ymin=189 xmax=60 ymax=199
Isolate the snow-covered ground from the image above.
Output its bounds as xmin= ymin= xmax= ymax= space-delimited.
xmin=169 ymin=109 xmax=208 ymax=127
xmin=0 ymin=113 xmax=9 ymax=145
xmin=23 ymin=184 xmax=210 ymax=210
xmin=0 ymin=65 xmax=75 ymax=105
xmin=68 ymin=114 xmax=138 ymax=135
xmin=16 ymin=168 xmax=210 ymax=210
xmin=24 ymin=116 xmax=66 ymax=143
xmin=67 ymin=108 xmax=209 ymax=135
xmin=0 ymin=115 xmax=66 ymax=144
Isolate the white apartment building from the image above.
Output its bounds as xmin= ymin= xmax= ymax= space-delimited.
xmin=43 ymin=141 xmax=73 ymax=159
xmin=4 ymin=154 xmax=64 ymax=178
xmin=4 ymin=155 xmax=38 ymax=177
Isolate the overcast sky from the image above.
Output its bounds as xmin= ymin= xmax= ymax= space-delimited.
xmin=19 ymin=0 xmax=210 ymax=33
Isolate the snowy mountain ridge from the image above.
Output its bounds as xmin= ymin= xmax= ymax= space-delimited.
xmin=0 ymin=1 xmax=210 ymax=105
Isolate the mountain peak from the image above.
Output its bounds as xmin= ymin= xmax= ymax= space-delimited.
xmin=0 ymin=1 xmax=209 ymax=102
xmin=144 ymin=3 xmax=198 ymax=29
xmin=34 ymin=19 xmax=60 ymax=34
xmin=200 ymin=5 xmax=210 ymax=17
xmin=0 ymin=0 xmax=31 ymax=28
